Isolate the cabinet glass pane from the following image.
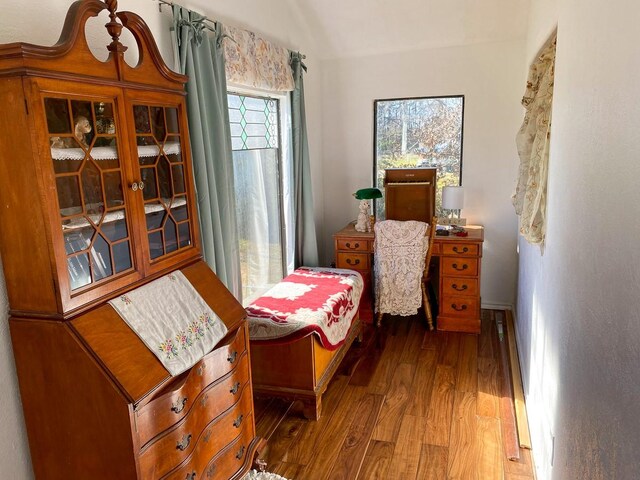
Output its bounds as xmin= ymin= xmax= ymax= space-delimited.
xmin=166 ymin=108 xmax=179 ymax=134
xmin=45 ymin=98 xmax=71 ymax=134
xmin=135 ymin=103 xmax=193 ymax=260
xmin=113 ymin=241 xmax=132 ymax=273
xmin=68 ymin=253 xmax=91 ymax=290
xmin=91 ymin=234 xmax=113 ymax=281
xmin=46 ymin=96 xmax=134 ymax=290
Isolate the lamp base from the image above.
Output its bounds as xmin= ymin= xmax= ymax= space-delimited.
xmin=437 ymin=217 xmax=467 ymax=226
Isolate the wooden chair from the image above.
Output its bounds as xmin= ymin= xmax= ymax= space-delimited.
xmin=421 ymin=217 xmax=438 ymax=331
xmin=375 ymin=218 xmax=437 ymax=329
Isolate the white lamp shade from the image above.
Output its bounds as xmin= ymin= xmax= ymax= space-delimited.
xmin=442 ymin=186 xmax=464 ymax=210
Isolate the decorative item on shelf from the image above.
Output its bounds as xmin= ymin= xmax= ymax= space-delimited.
xmin=74 ymin=115 xmax=92 ymax=149
xmin=353 ymin=188 xmax=382 ymax=232
xmin=442 ymin=185 xmax=466 ymax=227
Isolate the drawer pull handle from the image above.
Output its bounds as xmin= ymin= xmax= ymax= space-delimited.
xmin=346 ymin=258 xmax=360 ymax=266
xmin=176 ymin=433 xmax=192 ymax=451
xmin=203 ymin=428 xmax=212 ymax=443
xmin=171 ymin=397 xmax=187 ymax=414
xmin=227 ymin=351 xmax=238 ymax=364
xmin=197 ymin=363 xmax=206 ymax=376
xmin=230 ymin=382 xmax=241 ymax=395
xmin=206 ymin=464 xmax=216 ymax=478
xmin=200 ymin=394 xmax=209 ymax=408
xmin=235 ymin=445 xmax=246 ymax=460
xmin=452 ymin=283 xmax=468 ymax=292
xmin=452 ymin=263 xmax=468 ymax=271
xmin=346 ymin=242 xmax=360 ymax=249
xmin=453 ymin=246 xmax=469 ymax=253
xmin=451 ymin=303 xmax=468 ymax=312
xmin=233 ymin=414 xmax=244 ymax=428
xmin=185 ymin=472 xmax=196 ymax=480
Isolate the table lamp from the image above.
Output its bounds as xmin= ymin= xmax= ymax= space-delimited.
xmin=353 ymin=188 xmax=382 ymax=232
xmin=442 ymin=185 xmax=465 ymax=226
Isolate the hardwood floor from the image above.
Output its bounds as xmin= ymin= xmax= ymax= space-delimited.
xmin=253 ymin=310 xmax=535 ymax=480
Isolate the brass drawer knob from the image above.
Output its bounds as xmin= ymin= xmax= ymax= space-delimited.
xmin=227 ymin=351 xmax=238 ymax=364
xmin=233 ymin=414 xmax=244 ymax=428
xmin=197 ymin=363 xmax=206 ymax=376
xmin=451 ymin=303 xmax=468 ymax=312
xmin=185 ymin=472 xmax=196 ymax=480
xmin=176 ymin=433 xmax=192 ymax=451
xmin=203 ymin=428 xmax=212 ymax=443
xmin=171 ymin=396 xmax=187 ymax=414
xmin=230 ymin=382 xmax=241 ymax=395
xmin=200 ymin=393 xmax=209 ymax=408
xmin=346 ymin=258 xmax=360 ymax=266
xmin=452 ymin=263 xmax=468 ymax=271
xmin=452 ymin=283 xmax=468 ymax=291
xmin=235 ymin=445 xmax=246 ymax=460
xmin=453 ymin=246 xmax=469 ymax=254
xmin=206 ymin=464 xmax=216 ymax=478
xmin=346 ymin=242 xmax=360 ymax=249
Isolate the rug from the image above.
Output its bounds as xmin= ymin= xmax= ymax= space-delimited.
xmin=243 ymin=470 xmax=290 ymax=480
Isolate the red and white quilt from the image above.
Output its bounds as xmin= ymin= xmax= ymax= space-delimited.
xmin=246 ymin=267 xmax=363 ymax=350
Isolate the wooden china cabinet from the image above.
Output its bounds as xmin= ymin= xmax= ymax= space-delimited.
xmin=0 ymin=1 xmax=260 ymax=479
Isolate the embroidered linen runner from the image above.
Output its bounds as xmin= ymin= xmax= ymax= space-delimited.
xmin=374 ymin=220 xmax=428 ymax=316
xmin=108 ymin=271 xmax=227 ymax=376
xmin=245 ymin=267 xmax=363 ymax=350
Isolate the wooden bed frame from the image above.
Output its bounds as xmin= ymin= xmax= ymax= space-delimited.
xmin=249 ymin=316 xmax=361 ymax=420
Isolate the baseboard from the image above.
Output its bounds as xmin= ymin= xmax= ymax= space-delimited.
xmin=481 ymin=302 xmax=514 ymax=311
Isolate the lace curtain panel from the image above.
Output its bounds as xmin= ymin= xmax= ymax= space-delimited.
xmin=223 ymin=24 xmax=294 ymax=92
xmin=513 ymin=36 xmax=557 ymax=245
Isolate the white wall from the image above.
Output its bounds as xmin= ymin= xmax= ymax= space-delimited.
xmin=0 ymin=1 xmax=321 ymax=477
xmin=517 ymin=0 xmax=640 ymax=478
xmin=321 ymin=40 xmax=525 ymax=306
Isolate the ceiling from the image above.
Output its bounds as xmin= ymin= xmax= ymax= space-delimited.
xmin=284 ymin=0 xmax=531 ymax=59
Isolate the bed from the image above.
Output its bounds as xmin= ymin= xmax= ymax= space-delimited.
xmin=246 ymin=267 xmax=363 ymax=420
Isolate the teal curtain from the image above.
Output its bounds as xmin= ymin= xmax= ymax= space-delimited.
xmin=290 ymin=52 xmax=319 ymax=267
xmin=172 ymin=7 xmax=242 ymax=299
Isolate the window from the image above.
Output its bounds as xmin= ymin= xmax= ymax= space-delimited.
xmin=374 ymin=96 xmax=464 ymax=218
xmin=228 ymin=92 xmax=293 ymax=305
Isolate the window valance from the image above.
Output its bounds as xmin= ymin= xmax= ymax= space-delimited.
xmin=513 ymin=35 xmax=557 ymax=245
xmin=223 ymin=24 xmax=294 ymax=92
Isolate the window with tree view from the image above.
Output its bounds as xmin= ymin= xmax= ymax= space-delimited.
xmin=374 ymin=96 xmax=464 ymax=218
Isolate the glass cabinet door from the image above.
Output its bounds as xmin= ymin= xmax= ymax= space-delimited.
xmin=132 ymin=104 xmax=194 ymax=262
xmin=45 ymin=97 xmax=134 ymax=291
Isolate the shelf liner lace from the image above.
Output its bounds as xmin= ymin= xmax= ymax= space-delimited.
xmin=109 ymin=270 xmax=227 ymax=376
xmin=51 ymin=142 xmax=181 ymax=161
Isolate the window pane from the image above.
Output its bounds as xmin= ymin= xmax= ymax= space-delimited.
xmin=228 ymin=93 xmax=279 ymax=151
xmin=374 ymin=96 xmax=464 ymax=218
xmin=233 ymin=148 xmax=283 ymax=304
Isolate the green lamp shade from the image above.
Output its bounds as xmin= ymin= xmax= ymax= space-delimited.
xmin=353 ymin=188 xmax=382 ymax=200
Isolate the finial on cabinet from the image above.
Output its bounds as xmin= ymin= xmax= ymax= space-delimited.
xmin=105 ymin=0 xmax=127 ymax=53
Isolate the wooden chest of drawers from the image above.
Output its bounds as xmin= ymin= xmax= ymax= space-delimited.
xmin=333 ymin=227 xmax=375 ymax=322
xmin=437 ymin=238 xmax=483 ymax=333
xmin=333 ymin=223 xmax=484 ymax=332
xmin=10 ymin=262 xmax=261 ymax=479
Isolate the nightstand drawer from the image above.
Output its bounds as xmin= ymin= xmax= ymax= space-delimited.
xmin=441 ymin=257 xmax=478 ymax=277
xmin=336 ymin=238 xmax=370 ymax=252
xmin=441 ymin=295 xmax=479 ymax=317
xmin=336 ymin=252 xmax=370 ymax=270
xmin=442 ymin=277 xmax=478 ymax=296
xmin=442 ymin=243 xmax=479 ymax=256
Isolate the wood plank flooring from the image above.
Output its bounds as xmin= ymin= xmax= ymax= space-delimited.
xmin=253 ymin=310 xmax=535 ymax=480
